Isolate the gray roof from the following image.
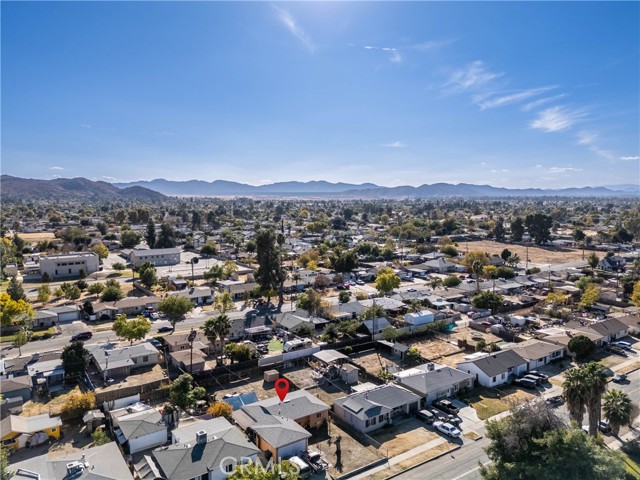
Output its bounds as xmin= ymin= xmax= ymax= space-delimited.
xmin=334 ymin=384 xmax=421 ymax=420
xmin=457 ymin=350 xmax=526 ymax=377
xmin=35 ymin=310 xmax=57 ymax=319
xmin=0 ymin=375 xmax=32 ymax=393
xmin=88 ymin=343 xmax=157 ymax=371
xmin=153 ymin=426 xmax=259 ymax=479
xmin=172 ymin=417 xmax=233 ymax=444
xmin=113 ymin=408 xmax=166 ymax=440
xmin=313 ymin=350 xmax=348 ymax=364
xmin=362 ymin=317 xmax=392 ymax=334
xmin=502 ymin=339 xmax=565 ymax=361
xmin=11 ymin=441 xmax=133 ymax=480
xmin=132 ymin=247 xmax=180 ymax=256
xmin=250 ymin=417 xmax=311 ymax=448
xmin=579 ymin=317 xmax=627 ymax=337
xmin=395 ymin=366 xmax=473 ymax=396
xmin=236 ymin=390 xmax=329 ymax=427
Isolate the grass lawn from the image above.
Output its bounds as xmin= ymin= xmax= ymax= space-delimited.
xmin=465 ymin=388 xmax=517 ymax=420
xmin=0 ymin=327 xmax=57 ymax=344
xmin=268 ymin=339 xmax=283 ymax=351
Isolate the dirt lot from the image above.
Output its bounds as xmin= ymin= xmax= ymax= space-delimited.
xmin=464 ymin=240 xmax=585 ymax=264
xmin=447 ymin=327 xmax=502 ymax=346
xmin=89 ymin=364 xmax=167 ymax=391
xmin=405 ymin=338 xmax=462 ymax=362
xmin=310 ymin=421 xmax=383 ymax=477
xmin=438 ymin=351 xmax=470 ymax=368
xmin=22 ymin=387 xmax=81 ymax=417
xmin=17 ymin=232 xmax=57 ymax=243
xmin=212 ymin=375 xmax=277 ymax=401
xmin=351 ymin=349 xmax=402 ymax=375
xmin=371 ymin=418 xmax=440 ymax=457
xmin=466 ymin=386 xmax=536 ymax=420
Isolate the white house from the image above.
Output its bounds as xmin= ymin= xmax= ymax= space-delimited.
xmin=111 ymin=404 xmax=167 ymax=454
xmin=404 ymin=310 xmax=434 ymax=326
xmin=456 ymin=350 xmax=527 ymax=387
xmin=502 ymin=339 xmax=565 ymax=370
xmin=393 ymin=363 xmax=474 ymax=405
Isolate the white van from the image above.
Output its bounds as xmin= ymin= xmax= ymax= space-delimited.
xmin=283 ymin=338 xmax=312 ymax=353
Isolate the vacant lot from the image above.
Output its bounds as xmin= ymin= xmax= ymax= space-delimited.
xmin=405 ymin=338 xmax=462 ymax=362
xmin=351 ymin=349 xmax=402 ymax=375
xmin=466 ymin=386 xmax=535 ymax=420
xmin=213 ymin=375 xmax=277 ymax=401
xmin=22 ymin=387 xmax=80 ymax=417
xmin=464 ymin=240 xmax=585 ymax=264
xmin=448 ymin=327 xmax=502 ymax=346
xmin=371 ymin=418 xmax=440 ymax=457
xmin=17 ymin=232 xmax=57 ymax=243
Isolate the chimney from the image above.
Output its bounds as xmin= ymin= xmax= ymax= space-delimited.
xmin=196 ymin=430 xmax=207 ymax=444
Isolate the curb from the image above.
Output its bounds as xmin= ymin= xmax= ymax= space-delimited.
xmin=384 ymin=444 xmax=463 ymax=480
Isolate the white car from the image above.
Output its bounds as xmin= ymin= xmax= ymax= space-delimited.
xmin=150 ymin=312 xmax=160 ymax=320
xmin=433 ymin=421 xmax=461 ymax=438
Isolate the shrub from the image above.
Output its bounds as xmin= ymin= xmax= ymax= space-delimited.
xmin=61 ymin=390 xmax=96 ymax=421
xmin=207 ymin=401 xmax=233 ymax=419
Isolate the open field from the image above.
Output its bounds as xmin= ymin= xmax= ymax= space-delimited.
xmin=16 ymin=232 xmax=57 ymax=242
xmin=405 ymin=338 xmax=462 ymax=362
xmin=464 ymin=239 xmax=585 ymax=264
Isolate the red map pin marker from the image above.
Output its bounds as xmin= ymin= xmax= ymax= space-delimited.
xmin=275 ymin=378 xmax=290 ymax=402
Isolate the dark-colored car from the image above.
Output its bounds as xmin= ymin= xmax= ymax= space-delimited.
xmin=545 ymin=395 xmax=564 ymax=406
xmin=612 ymin=373 xmax=627 ymax=384
xmin=147 ymin=339 xmax=163 ymax=349
xmin=158 ymin=326 xmax=173 ymax=333
xmin=527 ymin=371 xmax=549 ymax=381
xmin=523 ymin=374 xmax=543 ymax=386
xmin=515 ymin=378 xmax=537 ymax=389
xmin=70 ymin=332 xmax=92 ymax=341
xmin=432 ymin=399 xmax=460 ymax=415
xmin=416 ymin=409 xmax=436 ymax=424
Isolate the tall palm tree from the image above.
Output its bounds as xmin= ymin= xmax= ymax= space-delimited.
xmin=472 ymin=260 xmax=484 ymax=294
xmin=563 ymin=366 xmax=588 ymax=425
xmin=203 ymin=314 xmax=232 ymax=366
xmin=603 ymin=389 xmax=633 ymax=436
xmin=583 ymin=362 xmax=609 ymax=436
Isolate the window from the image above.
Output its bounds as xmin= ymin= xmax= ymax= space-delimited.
xmin=143 ymin=356 xmax=149 ymax=362
xmin=371 ymin=417 xmax=377 ymax=425
xmin=365 ymin=419 xmax=370 ymax=428
xmin=501 ymin=373 xmax=506 ymax=379
xmin=317 ymin=413 xmax=322 ymax=418
xmin=379 ymin=415 xmax=384 ymax=422
xmin=492 ymin=376 xmax=496 ymax=382
xmin=225 ymin=463 xmax=234 ymax=473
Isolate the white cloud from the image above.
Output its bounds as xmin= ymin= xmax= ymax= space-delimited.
xmin=51 ymin=174 xmax=62 ymax=179
xmin=576 ymin=131 xmax=614 ymax=161
xmin=274 ymin=6 xmax=314 ymax=52
xmin=474 ymin=86 xmax=557 ymax=110
xmin=382 ymin=141 xmax=407 ymax=148
xmin=620 ymin=156 xmax=640 ymax=161
xmin=521 ymin=93 xmax=568 ymax=112
xmin=548 ymin=166 xmax=583 ymax=173
xmin=530 ymin=106 xmax=586 ymax=132
xmin=480 ymin=162 xmax=487 ymax=166
xmin=361 ymin=45 xmax=402 ymax=64
xmin=411 ymin=39 xmax=456 ymax=51
xmin=49 ymin=166 xmax=64 ymax=170
xmin=102 ymin=176 xmax=116 ymax=181
xmin=445 ymin=61 xmax=503 ymax=93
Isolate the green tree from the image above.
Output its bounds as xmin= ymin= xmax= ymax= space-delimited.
xmin=204 ymin=264 xmax=225 ymax=285
xmin=112 ymin=314 xmax=151 ymax=345
xmin=602 ymin=389 xmax=634 ymax=436
xmin=381 ymin=327 xmax=398 ymax=341
xmin=255 ymin=228 xmax=286 ymax=304
xmin=87 ymin=282 xmax=105 ymax=295
xmin=37 ymin=284 xmax=51 ymax=303
xmin=156 ymin=223 xmax=176 ymax=248
xmin=0 ymin=443 xmax=12 ymax=480
xmin=224 ymin=343 xmax=253 ymax=363
xmin=91 ymin=427 xmax=110 ymax=446
xmin=92 ymin=243 xmax=109 ymax=260
xmin=169 ymin=373 xmax=197 ymax=410
xmin=100 ymin=282 xmax=124 ymax=301
xmin=567 ymin=335 xmax=595 ymax=360
xmin=579 ymin=284 xmax=600 ymax=310
xmin=0 ymin=293 xmax=34 ymax=326
xmin=200 ymin=242 xmax=217 ymax=256
xmin=158 ymin=295 xmax=194 ymax=330
xmin=442 ymin=275 xmax=462 ymax=287
xmin=137 ymin=263 xmax=158 ymax=288
xmin=525 ymin=213 xmax=553 ymax=245
xmin=500 ymin=248 xmax=512 ymax=262
xmin=492 ymin=217 xmax=506 ymax=242
xmin=375 ymin=267 xmax=401 ymax=295
xmin=202 ymin=314 xmax=232 ymax=365
xmin=510 ymin=217 xmax=525 ymax=242
xmin=112 ymin=262 xmax=126 ymax=271
xmin=471 ymin=291 xmax=504 ymax=313
xmin=330 ymin=249 xmax=358 ymax=272
xmin=145 ymin=219 xmax=156 ymax=248
xmin=481 ymin=401 xmax=624 ymax=480
xmin=338 ymin=290 xmax=351 ymax=303
xmin=587 ymin=252 xmax=599 ymax=270
xmin=405 ymin=347 xmax=422 ymax=366
xmin=64 ymin=284 xmax=82 ymax=301
xmin=214 ymin=292 xmax=236 ymax=314
xmin=631 ymin=280 xmax=640 ymax=307
xmin=120 ymin=229 xmax=142 ymax=249
xmin=62 ymin=341 xmax=90 ymax=381
xmin=563 ymin=362 xmax=608 ymax=436
xmin=13 ymin=325 xmax=32 ymax=355
xmin=228 ymin=460 xmax=300 ymax=480
xmin=296 ymin=289 xmax=324 ymax=315
xmin=7 ymin=276 xmax=26 ymax=301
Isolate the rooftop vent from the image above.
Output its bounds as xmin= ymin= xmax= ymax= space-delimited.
xmin=196 ymin=430 xmax=207 ymax=444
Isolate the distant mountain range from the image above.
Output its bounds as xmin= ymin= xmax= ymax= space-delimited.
xmin=114 ymin=178 xmax=638 ymax=198
xmin=1 ymin=175 xmax=167 ymax=201
xmin=1 ymin=175 xmax=636 ymax=200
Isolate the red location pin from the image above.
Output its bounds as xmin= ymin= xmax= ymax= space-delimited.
xmin=275 ymin=378 xmax=290 ymax=402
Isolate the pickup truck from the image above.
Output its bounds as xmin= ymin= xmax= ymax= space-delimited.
xmin=433 ymin=421 xmax=461 ymax=438
xmin=432 ymin=399 xmax=460 ymax=415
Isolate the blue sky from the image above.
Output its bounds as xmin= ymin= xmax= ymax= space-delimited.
xmin=2 ymin=1 xmax=639 ymax=188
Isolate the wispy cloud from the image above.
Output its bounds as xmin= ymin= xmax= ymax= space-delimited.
xmin=49 ymin=166 xmax=64 ymax=170
xmin=362 ymin=45 xmax=402 ymax=64
xmin=102 ymin=176 xmax=116 ymax=181
xmin=51 ymin=174 xmax=62 ymax=179
xmin=521 ymin=93 xmax=568 ymax=112
xmin=382 ymin=141 xmax=407 ymax=148
xmin=444 ymin=61 xmax=504 ymax=94
xmin=576 ymin=131 xmax=614 ymax=160
xmin=474 ymin=86 xmax=557 ymax=110
xmin=548 ymin=166 xmax=583 ymax=173
xmin=274 ymin=6 xmax=314 ymax=52
xmin=620 ymin=156 xmax=640 ymax=161
xmin=530 ymin=106 xmax=586 ymax=132
xmin=410 ymin=39 xmax=456 ymax=51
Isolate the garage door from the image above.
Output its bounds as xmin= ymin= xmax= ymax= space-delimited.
xmin=57 ymin=312 xmax=79 ymax=323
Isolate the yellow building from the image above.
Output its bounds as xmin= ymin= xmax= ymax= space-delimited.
xmin=0 ymin=414 xmax=62 ymax=450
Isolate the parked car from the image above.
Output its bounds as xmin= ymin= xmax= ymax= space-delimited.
xmin=147 ymin=339 xmax=162 ymax=349
xmin=433 ymin=421 xmax=461 ymax=438
xmin=70 ymin=331 xmax=92 ymax=341
xmin=416 ymin=409 xmax=436 ymax=424
xmin=582 ymin=421 xmax=612 ymax=435
xmin=523 ymin=374 xmax=543 ymax=386
xmin=355 ymin=279 xmax=365 ymax=285
xmin=611 ymin=341 xmax=632 ymax=351
xmin=527 ymin=370 xmax=549 ymax=381
xmin=432 ymin=399 xmax=460 ymax=415
xmin=150 ymin=312 xmax=160 ymax=320
xmin=612 ymin=373 xmax=628 ymax=384
xmin=545 ymin=395 xmax=564 ymax=406
xmin=158 ymin=326 xmax=173 ymax=333
xmin=514 ymin=378 xmax=537 ymax=389
xmin=303 ymin=450 xmax=329 ymax=473
xmin=607 ymin=345 xmax=627 ymax=357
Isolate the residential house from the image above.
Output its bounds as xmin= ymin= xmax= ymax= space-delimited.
xmin=10 ymin=441 xmax=134 ymax=480
xmin=538 ymin=328 xmax=604 ymax=350
xmin=421 ymin=257 xmax=457 ymax=273
xmin=219 ymin=280 xmax=258 ymax=301
xmin=248 ymin=415 xmax=312 ymax=460
xmin=169 ymin=349 xmax=207 ymax=374
xmin=0 ymin=414 xmax=62 ymax=450
xmin=393 ymin=363 xmax=474 ymax=405
xmin=88 ymin=343 xmax=159 ymax=379
xmin=274 ymin=311 xmax=329 ymax=333
xmin=576 ymin=317 xmax=628 ymax=343
xmin=598 ymin=255 xmax=626 ymax=272
xmin=111 ymin=403 xmax=168 ymax=454
xmin=502 ymin=339 xmax=565 ymax=369
xmin=48 ymin=305 xmax=83 ymax=323
xmin=612 ymin=314 xmax=640 ymax=335
xmin=149 ymin=419 xmax=260 ymax=480
xmin=27 ymin=358 xmax=65 ymax=392
xmin=31 ymin=310 xmax=58 ymax=328
xmin=39 ymin=252 xmax=99 ymax=279
xmin=168 ymin=286 xmax=214 ymax=306
xmin=360 ymin=297 xmax=407 ymax=314
xmin=130 ymin=248 xmax=181 ymax=267
xmin=456 ymin=350 xmax=528 ymax=387
xmin=1 ymin=397 xmax=24 ymax=419
xmin=361 ymin=317 xmax=392 ymax=336
xmin=333 ymin=384 xmax=422 ymax=434
xmin=168 ymin=277 xmax=189 ymax=290
xmin=164 ymin=330 xmax=213 ymax=354
xmin=0 ymin=376 xmax=32 ymax=402
xmin=92 ymin=295 xmax=161 ymax=320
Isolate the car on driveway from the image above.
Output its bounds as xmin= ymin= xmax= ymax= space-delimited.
xmin=432 ymin=399 xmax=460 ymax=415
xmin=514 ymin=378 xmax=537 ymax=389
xmin=147 ymin=339 xmax=163 ymax=349
xmin=158 ymin=326 xmax=173 ymax=333
xmin=612 ymin=373 xmax=627 ymax=384
xmin=545 ymin=395 xmax=564 ymax=407
xmin=416 ymin=409 xmax=436 ymax=424
xmin=355 ymin=280 xmax=365 ymax=285
xmin=433 ymin=421 xmax=461 ymax=438
xmin=150 ymin=312 xmax=160 ymax=320
xmin=527 ymin=370 xmax=549 ymax=382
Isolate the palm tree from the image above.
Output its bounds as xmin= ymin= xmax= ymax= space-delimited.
xmin=203 ymin=314 xmax=232 ymax=366
xmin=291 ymin=272 xmax=301 ymax=309
xmin=583 ymin=362 xmax=609 ymax=436
xmin=563 ymin=366 xmax=588 ymax=425
xmin=603 ymin=389 xmax=633 ymax=436
xmin=472 ymin=260 xmax=484 ymax=294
